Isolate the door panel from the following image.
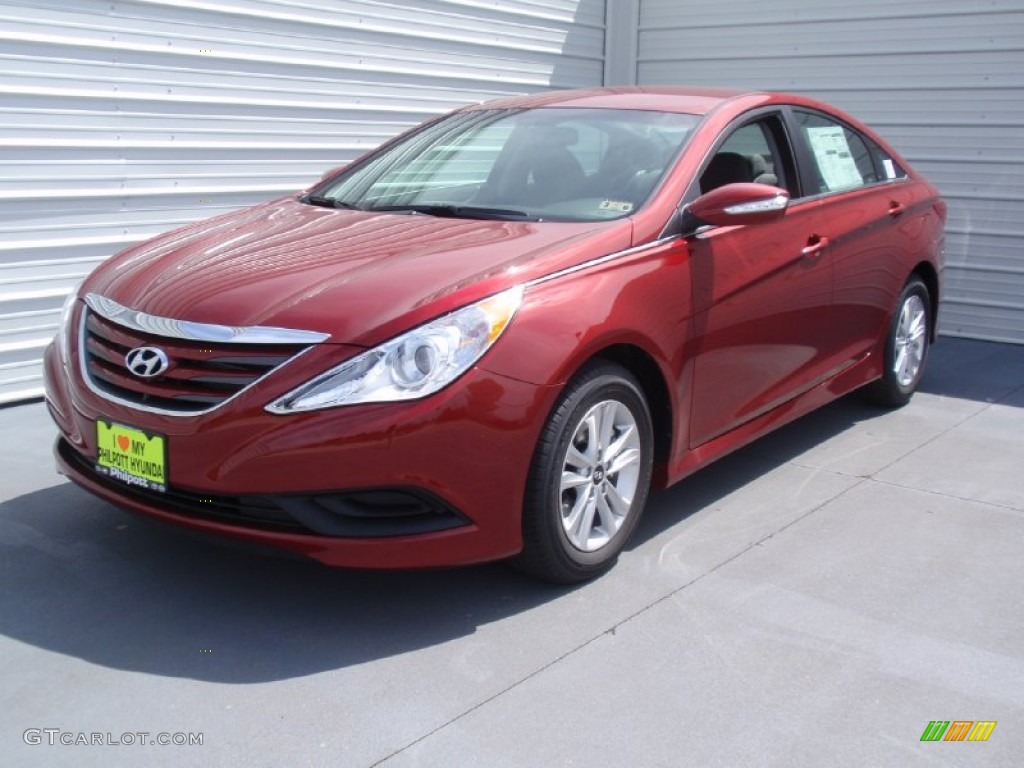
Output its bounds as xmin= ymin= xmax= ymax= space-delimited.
xmin=687 ymin=200 xmax=833 ymax=447
xmin=816 ymin=186 xmax=911 ymax=367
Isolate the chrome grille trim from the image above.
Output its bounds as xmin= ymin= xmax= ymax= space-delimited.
xmin=78 ymin=297 xmax=324 ymax=417
xmin=84 ymin=293 xmax=330 ymax=344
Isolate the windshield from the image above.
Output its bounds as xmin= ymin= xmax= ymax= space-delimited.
xmin=312 ymin=108 xmax=700 ymax=221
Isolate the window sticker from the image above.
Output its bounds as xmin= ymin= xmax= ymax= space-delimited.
xmin=806 ymin=126 xmax=864 ymax=191
xmin=883 ymin=158 xmax=896 ymax=180
xmin=598 ymin=199 xmax=634 ymax=213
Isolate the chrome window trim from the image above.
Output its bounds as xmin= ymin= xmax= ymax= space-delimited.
xmin=84 ymin=293 xmax=330 ymax=345
xmin=526 ymin=235 xmax=680 ymax=287
xmin=790 ymin=174 xmax=912 ymax=204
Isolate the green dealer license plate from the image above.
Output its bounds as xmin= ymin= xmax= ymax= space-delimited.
xmin=96 ymin=420 xmax=167 ymax=492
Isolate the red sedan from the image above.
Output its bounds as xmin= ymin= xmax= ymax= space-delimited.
xmin=44 ymin=87 xmax=944 ymax=583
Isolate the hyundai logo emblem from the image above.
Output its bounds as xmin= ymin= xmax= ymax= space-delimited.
xmin=125 ymin=346 xmax=170 ymax=378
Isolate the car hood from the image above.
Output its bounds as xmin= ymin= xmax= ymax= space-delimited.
xmin=84 ymin=198 xmax=633 ymax=346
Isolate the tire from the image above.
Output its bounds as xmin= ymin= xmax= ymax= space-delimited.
xmin=862 ymin=275 xmax=931 ymax=407
xmin=514 ymin=361 xmax=654 ymax=584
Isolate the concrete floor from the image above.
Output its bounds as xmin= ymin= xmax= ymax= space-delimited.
xmin=1 ymin=337 xmax=1022 ymax=767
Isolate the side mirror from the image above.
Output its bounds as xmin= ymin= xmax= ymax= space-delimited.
xmin=680 ymin=183 xmax=789 ymax=234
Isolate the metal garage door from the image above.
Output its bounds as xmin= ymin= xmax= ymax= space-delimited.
xmin=636 ymin=0 xmax=1024 ymax=343
xmin=0 ymin=0 xmax=607 ymax=403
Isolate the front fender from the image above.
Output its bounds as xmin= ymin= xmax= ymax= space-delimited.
xmin=479 ymin=238 xmax=694 ymax=475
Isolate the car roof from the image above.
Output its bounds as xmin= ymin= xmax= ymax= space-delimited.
xmin=466 ymin=86 xmax=754 ymax=115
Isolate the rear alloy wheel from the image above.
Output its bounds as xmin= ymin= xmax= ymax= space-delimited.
xmin=515 ymin=362 xmax=654 ymax=584
xmin=863 ymin=276 xmax=931 ymax=407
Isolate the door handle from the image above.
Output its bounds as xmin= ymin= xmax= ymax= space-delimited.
xmin=801 ymin=235 xmax=830 ymax=259
xmin=888 ymin=200 xmax=906 ymax=217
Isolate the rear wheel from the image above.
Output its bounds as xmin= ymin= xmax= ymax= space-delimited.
xmin=863 ymin=275 xmax=931 ymax=407
xmin=514 ymin=362 xmax=654 ymax=584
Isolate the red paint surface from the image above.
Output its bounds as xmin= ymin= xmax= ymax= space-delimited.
xmin=45 ymin=87 xmax=944 ymax=568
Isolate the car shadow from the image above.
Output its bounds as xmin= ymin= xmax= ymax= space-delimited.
xmin=0 ymin=482 xmax=571 ymax=684
xmin=1 ymin=340 xmax=1018 ymax=684
xmin=631 ymin=336 xmax=1024 ymax=547
xmin=0 ymin=398 xmax=876 ymax=686
xmin=916 ymin=336 xmax=1024 ymax=405
xmin=629 ymin=391 xmax=878 ymax=547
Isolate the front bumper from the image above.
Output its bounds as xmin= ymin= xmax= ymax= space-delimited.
xmin=44 ymin=340 xmax=556 ymax=569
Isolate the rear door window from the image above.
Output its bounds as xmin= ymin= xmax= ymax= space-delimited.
xmin=795 ymin=110 xmax=879 ymax=194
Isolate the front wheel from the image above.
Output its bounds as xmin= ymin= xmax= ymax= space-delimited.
xmin=514 ymin=362 xmax=654 ymax=584
xmin=862 ymin=275 xmax=931 ymax=407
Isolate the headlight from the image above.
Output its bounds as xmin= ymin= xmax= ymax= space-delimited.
xmin=267 ymin=285 xmax=524 ymax=412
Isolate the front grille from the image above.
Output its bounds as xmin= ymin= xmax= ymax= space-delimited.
xmin=59 ymin=439 xmax=469 ymax=538
xmin=81 ymin=308 xmax=307 ymax=413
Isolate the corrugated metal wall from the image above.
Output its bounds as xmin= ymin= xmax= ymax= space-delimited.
xmin=0 ymin=0 xmax=607 ymax=404
xmin=10 ymin=0 xmax=1017 ymax=406
xmin=637 ymin=0 xmax=1024 ymax=344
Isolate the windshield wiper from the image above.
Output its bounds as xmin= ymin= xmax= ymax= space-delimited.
xmin=303 ymin=195 xmax=363 ymax=210
xmin=367 ymin=203 xmax=538 ymax=221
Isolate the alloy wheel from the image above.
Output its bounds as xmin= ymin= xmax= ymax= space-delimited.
xmin=559 ymin=399 xmax=642 ymax=552
xmin=894 ymin=294 xmax=927 ymax=387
